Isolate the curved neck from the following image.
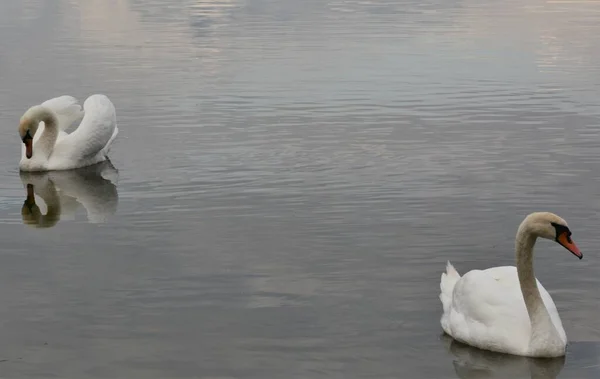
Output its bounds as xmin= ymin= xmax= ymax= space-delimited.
xmin=515 ymin=229 xmax=562 ymax=349
xmin=33 ymin=109 xmax=59 ymax=159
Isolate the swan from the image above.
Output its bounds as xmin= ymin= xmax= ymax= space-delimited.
xmin=18 ymin=94 xmax=118 ymax=172
xmin=20 ymin=161 xmax=119 ymax=227
xmin=440 ymin=212 xmax=583 ymax=358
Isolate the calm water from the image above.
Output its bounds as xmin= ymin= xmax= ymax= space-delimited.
xmin=0 ymin=0 xmax=600 ymax=377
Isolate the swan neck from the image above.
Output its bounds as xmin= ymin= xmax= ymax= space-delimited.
xmin=515 ymin=228 xmax=561 ymax=348
xmin=34 ymin=109 xmax=59 ymax=158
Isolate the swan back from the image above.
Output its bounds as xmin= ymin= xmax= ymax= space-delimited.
xmin=54 ymin=94 xmax=117 ymax=162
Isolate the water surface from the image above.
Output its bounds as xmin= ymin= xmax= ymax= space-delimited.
xmin=1 ymin=0 xmax=600 ymax=377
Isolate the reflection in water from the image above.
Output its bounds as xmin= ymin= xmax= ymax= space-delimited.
xmin=19 ymin=161 xmax=119 ymax=228
xmin=442 ymin=335 xmax=565 ymax=379
xmin=2 ymin=0 xmax=600 ymax=377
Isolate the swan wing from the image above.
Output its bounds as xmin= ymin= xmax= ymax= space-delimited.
xmin=484 ymin=266 xmax=565 ymax=344
xmin=41 ymin=95 xmax=84 ymax=131
xmin=537 ymin=281 xmax=566 ymax=344
xmin=443 ymin=266 xmax=532 ymax=354
xmin=53 ymin=94 xmax=117 ymax=165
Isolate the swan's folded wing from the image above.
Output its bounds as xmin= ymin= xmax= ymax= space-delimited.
xmin=41 ymin=95 xmax=84 ymax=131
xmin=447 ymin=267 xmax=532 ymax=351
xmin=53 ymin=94 xmax=117 ymax=162
xmin=454 ymin=267 xmax=529 ymax=323
xmin=537 ymin=281 xmax=567 ymax=344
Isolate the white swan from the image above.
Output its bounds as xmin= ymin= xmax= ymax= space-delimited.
xmin=440 ymin=212 xmax=583 ymax=358
xmin=18 ymin=94 xmax=118 ymax=172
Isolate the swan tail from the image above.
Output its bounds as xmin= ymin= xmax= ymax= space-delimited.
xmin=440 ymin=261 xmax=460 ymax=314
xmin=41 ymin=95 xmax=84 ymax=131
xmin=101 ymin=125 xmax=119 ymax=156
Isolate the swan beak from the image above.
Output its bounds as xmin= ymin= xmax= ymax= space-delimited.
xmin=557 ymin=232 xmax=582 ymax=259
xmin=24 ymin=138 xmax=32 ymax=159
xmin=20 ymin=123 xmax=33 ymax=159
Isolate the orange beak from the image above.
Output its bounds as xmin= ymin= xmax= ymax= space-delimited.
xmin=24 ymin=138 xmax=32 ymax=159
xmin=557 ymin=232 xmax=582 ymax=259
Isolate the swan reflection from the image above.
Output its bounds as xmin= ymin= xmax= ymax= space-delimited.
xmin=20 ymin=161 xmax=119 ymax=228
xmin=443 ymin=335 xmax=565 ymax=379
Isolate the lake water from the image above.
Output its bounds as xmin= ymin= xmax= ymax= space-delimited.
xmin=0 ymin=0 xmax=600 ymax=378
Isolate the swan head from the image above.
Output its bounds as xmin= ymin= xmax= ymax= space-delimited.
xmin=519 ymin=212 xmax=582 ymax=259
xmin=19 ymin=105 xmax=45 ymax=159
xmin=19 ymin=105 xmax=55 ymax=159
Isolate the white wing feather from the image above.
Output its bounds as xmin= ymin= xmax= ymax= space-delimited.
xmin=54 ymin=94 xmax=117 ymax=162
xmin=41 ymin=95 xmax=84 ymax=131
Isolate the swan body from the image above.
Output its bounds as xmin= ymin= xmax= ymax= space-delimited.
xmin=441 ymin=264 xmax=566 ymax=356
xmin=440 ymin=212 xmax=582 ymax=358
xmin=19 ymin=94 xmax=118 ymax=172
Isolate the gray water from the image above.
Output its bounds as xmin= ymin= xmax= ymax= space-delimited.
xmin=0 ymin=0 xmax=600 ymax=378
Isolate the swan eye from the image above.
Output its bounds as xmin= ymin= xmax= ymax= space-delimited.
xmin=21 ymin=130 xmax=32 ymax=143
xmin=550 ymin=222 xmax=570 ymax=242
